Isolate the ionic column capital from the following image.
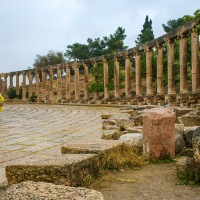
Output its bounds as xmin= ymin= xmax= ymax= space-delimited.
xmin=136 ymin=51 xmax=141 ymax=56
xmin=156 ymin=42 xmax=163 ymax=49
xmin=179 ymin=32 xmax=188 ymax=39
xmin=74 ymin=63 xmax=80 ymax=68
xmin=56 ymin=64 xmax=61 ymax=70
xmin=165 ymin=38 xmax=175 ymax=44
xmin=22 ymin=71 xmax=26 ymax=76
xmin=102 ymin=57 xmax=109 ymax=63
xmin=145 ymin=46 xmax=152 ymax=52
xmin=114 ymin=56 xmax=120 ymax=62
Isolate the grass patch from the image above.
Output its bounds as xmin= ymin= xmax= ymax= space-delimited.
xmin=101 ymin=144 xmax=146 ymax=171
xmin=177 ymin=158 xmax=200 ymax=185
xmin=149 ymin=156 xmax=175 ymax=164
xmin=0 ymin=185 xmax=8 ymax=191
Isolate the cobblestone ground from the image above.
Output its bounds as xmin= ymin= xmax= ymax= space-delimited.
xmin=0 ymin=104 xmax=120 ymax=185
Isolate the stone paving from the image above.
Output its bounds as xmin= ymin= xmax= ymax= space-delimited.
xmin=0 ymin=104 xmax=120 ymax=185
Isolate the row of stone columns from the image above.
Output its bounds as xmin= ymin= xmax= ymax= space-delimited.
xmin=0 ymin=30 xmax=199 ymax=103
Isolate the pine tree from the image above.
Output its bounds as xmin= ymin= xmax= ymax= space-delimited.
xmin=135 ymin=15 xmax=154 ymax=46
xmin=162 ymin=18 xmax=185 ymax=33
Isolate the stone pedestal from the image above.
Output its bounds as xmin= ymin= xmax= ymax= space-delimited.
xmin=143 ymin=108 xmax=175 ymax=159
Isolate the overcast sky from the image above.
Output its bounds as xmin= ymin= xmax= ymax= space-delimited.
xmin=0 ymin=0 xmax=199 ymax=73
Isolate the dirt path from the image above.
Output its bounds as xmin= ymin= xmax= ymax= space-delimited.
xmin=97 ymin=163 xmax=200 ymax=200
xmin=1 ymin=163 xmax=200 ymax=199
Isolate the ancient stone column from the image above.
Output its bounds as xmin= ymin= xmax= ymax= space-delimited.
xmin=65 ymin=65 xmax=70 ymax=100
xmin=167 ymin=39 xmax=176 ymax=94
xmin=16 ymin=72 xmax=20 ymax=96
xmin=28 ymin=71 xmax=33 ymax=97
xmin=35 ymin=71 xmax=39 ymax=100
xmin=157 ymin=44 xmax=164 ymax=94
xmin=3 ymin=74 xmax=7 ymax=97
xmin=0 ymin=76 xmax=2 ymax=93
xmin=114 ymin=58 xmax=120 ymax=99
xmin=125 ymin=56 xmax=131 ymax=98
xmin=179 ymin=33 xmax=188 ymax=93
xmin=146 ymin=47 xmax=153 ymax=96
xmin=42 ymin=70 xmax=46 ymax=101
xmin=22 ymin=72 xmax=26 ymax=101
xmin=57 ymin=65 xmax=62 ymax=100
xmin=10 ymin=74 xmax=13 ymax=88
xmin=135 ymin=52 xmax=142 ymax=96
xmin=143 ymin=108 xmax=175 ymax=159
xmin=191 ymin=30 xmax=200 ymax=93
xmin=49 ymin=67 xmax=54 ymax=100
xmin=103 ymin=60 xmax=109 ymax=99
xmin=75 ymin=65 xmax=80 ymax=100
xmin=84 ymin=64 xmax=89 ymax=100
xmin=1 ymin=78 xmax=4 ymax=95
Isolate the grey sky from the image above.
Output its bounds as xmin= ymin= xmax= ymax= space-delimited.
xmin=0 ymin=0 xmax=199 ymax=73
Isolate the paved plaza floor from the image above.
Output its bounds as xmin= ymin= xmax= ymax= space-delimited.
xmin=0 ymin=104 xmax=120 ymax=185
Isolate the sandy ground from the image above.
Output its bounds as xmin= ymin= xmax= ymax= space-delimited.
xmin=97 ymin=163 xmax=200 ymax=200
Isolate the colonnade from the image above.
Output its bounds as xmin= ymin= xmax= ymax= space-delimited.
xmin=0 ymin=21 xmax=200 ymax=105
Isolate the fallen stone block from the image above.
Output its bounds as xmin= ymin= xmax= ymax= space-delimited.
xmin=61 ymin=140 xmax=123 ymax=154
xmin=126 ymin=126 xmax=143 ymax=133
xmin=6 ymin=154 xmax=100 ymax=187
xmin=2 ymin=181 xmax=104 ymax=200
xmin=119 ymin=133 xmax=143 ymax=148
xmin=133 ymin=115 xmax=143 ymax=126
xmin=101 ymin=114 xmax=112 ymax=119
xmin=175 ymin=124 xmax=184 ymax=135
xmin=119 ymin=133 xmax=143 ymax=154
xmin=183 ymin=126 xmax=199 ymax=148
xmin=143 ymin=108 xmax=175 ymax=159
xmin=175 ymin=134 xmax=185 ymax=154
xmin=101 ymin=130 xmax=124 ymax=140
xmin=192 ymin=127 xmax=200 ymax=150
xmin=174 ymin=107 xmax=194 ymax=122
xmin=102 ymin=120 xmax=117 ymax=129
xmin=178 ymin=111 xmax=200 ymax=126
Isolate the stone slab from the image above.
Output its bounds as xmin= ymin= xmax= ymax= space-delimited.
xmin=61 ymin=140 xmax=123 ymax=154
xmin=6 ymin=154 xmax=99 ymax=186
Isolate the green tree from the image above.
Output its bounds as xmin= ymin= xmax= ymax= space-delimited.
xmin=88 ymin=62 xmax=104 ymax=93
xmin=33 ymin=50 xmax=65 ymax=69
xmin=104 ymin=27 xmax=128 ymax=53
xmin=135 ymin=15 xmax=154 ymax=46
xmin=134 ymin=16 xmax=155 ymax=79
xmin=65 ymin=43 xmax=90 ymax=61
xmin=65 ymin=27 xmax=128 ymax=61
xmin=7 ymin=88 xmax=17 ymax=99
xmin=87 ymin=60 xmax=125 ymax=93
xmin=184 ymin=9 xmax=200 ymax=31
xmin=87 ymin=38 xmax=107 ymax=57
xmin=162 ymin=18 xmax=185 ymax=33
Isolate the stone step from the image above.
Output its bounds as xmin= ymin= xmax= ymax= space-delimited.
xmin=6 ymin=140 xmax=123 ymax=187
xmin=6 ymin=154 xmax=99 ymax=186
xmin=61 ymin=140 xmax=123 ymax=154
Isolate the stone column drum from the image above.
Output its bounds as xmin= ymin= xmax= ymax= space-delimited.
xmin=143 ymin=108 xmax=175 ymax=159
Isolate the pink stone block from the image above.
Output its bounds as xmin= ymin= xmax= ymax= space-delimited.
xmin=143 ymin=108 xmax=175 ymax=159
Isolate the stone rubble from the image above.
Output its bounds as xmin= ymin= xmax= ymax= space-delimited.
xmin=2 ymin=181 xmax=104 ymax=200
